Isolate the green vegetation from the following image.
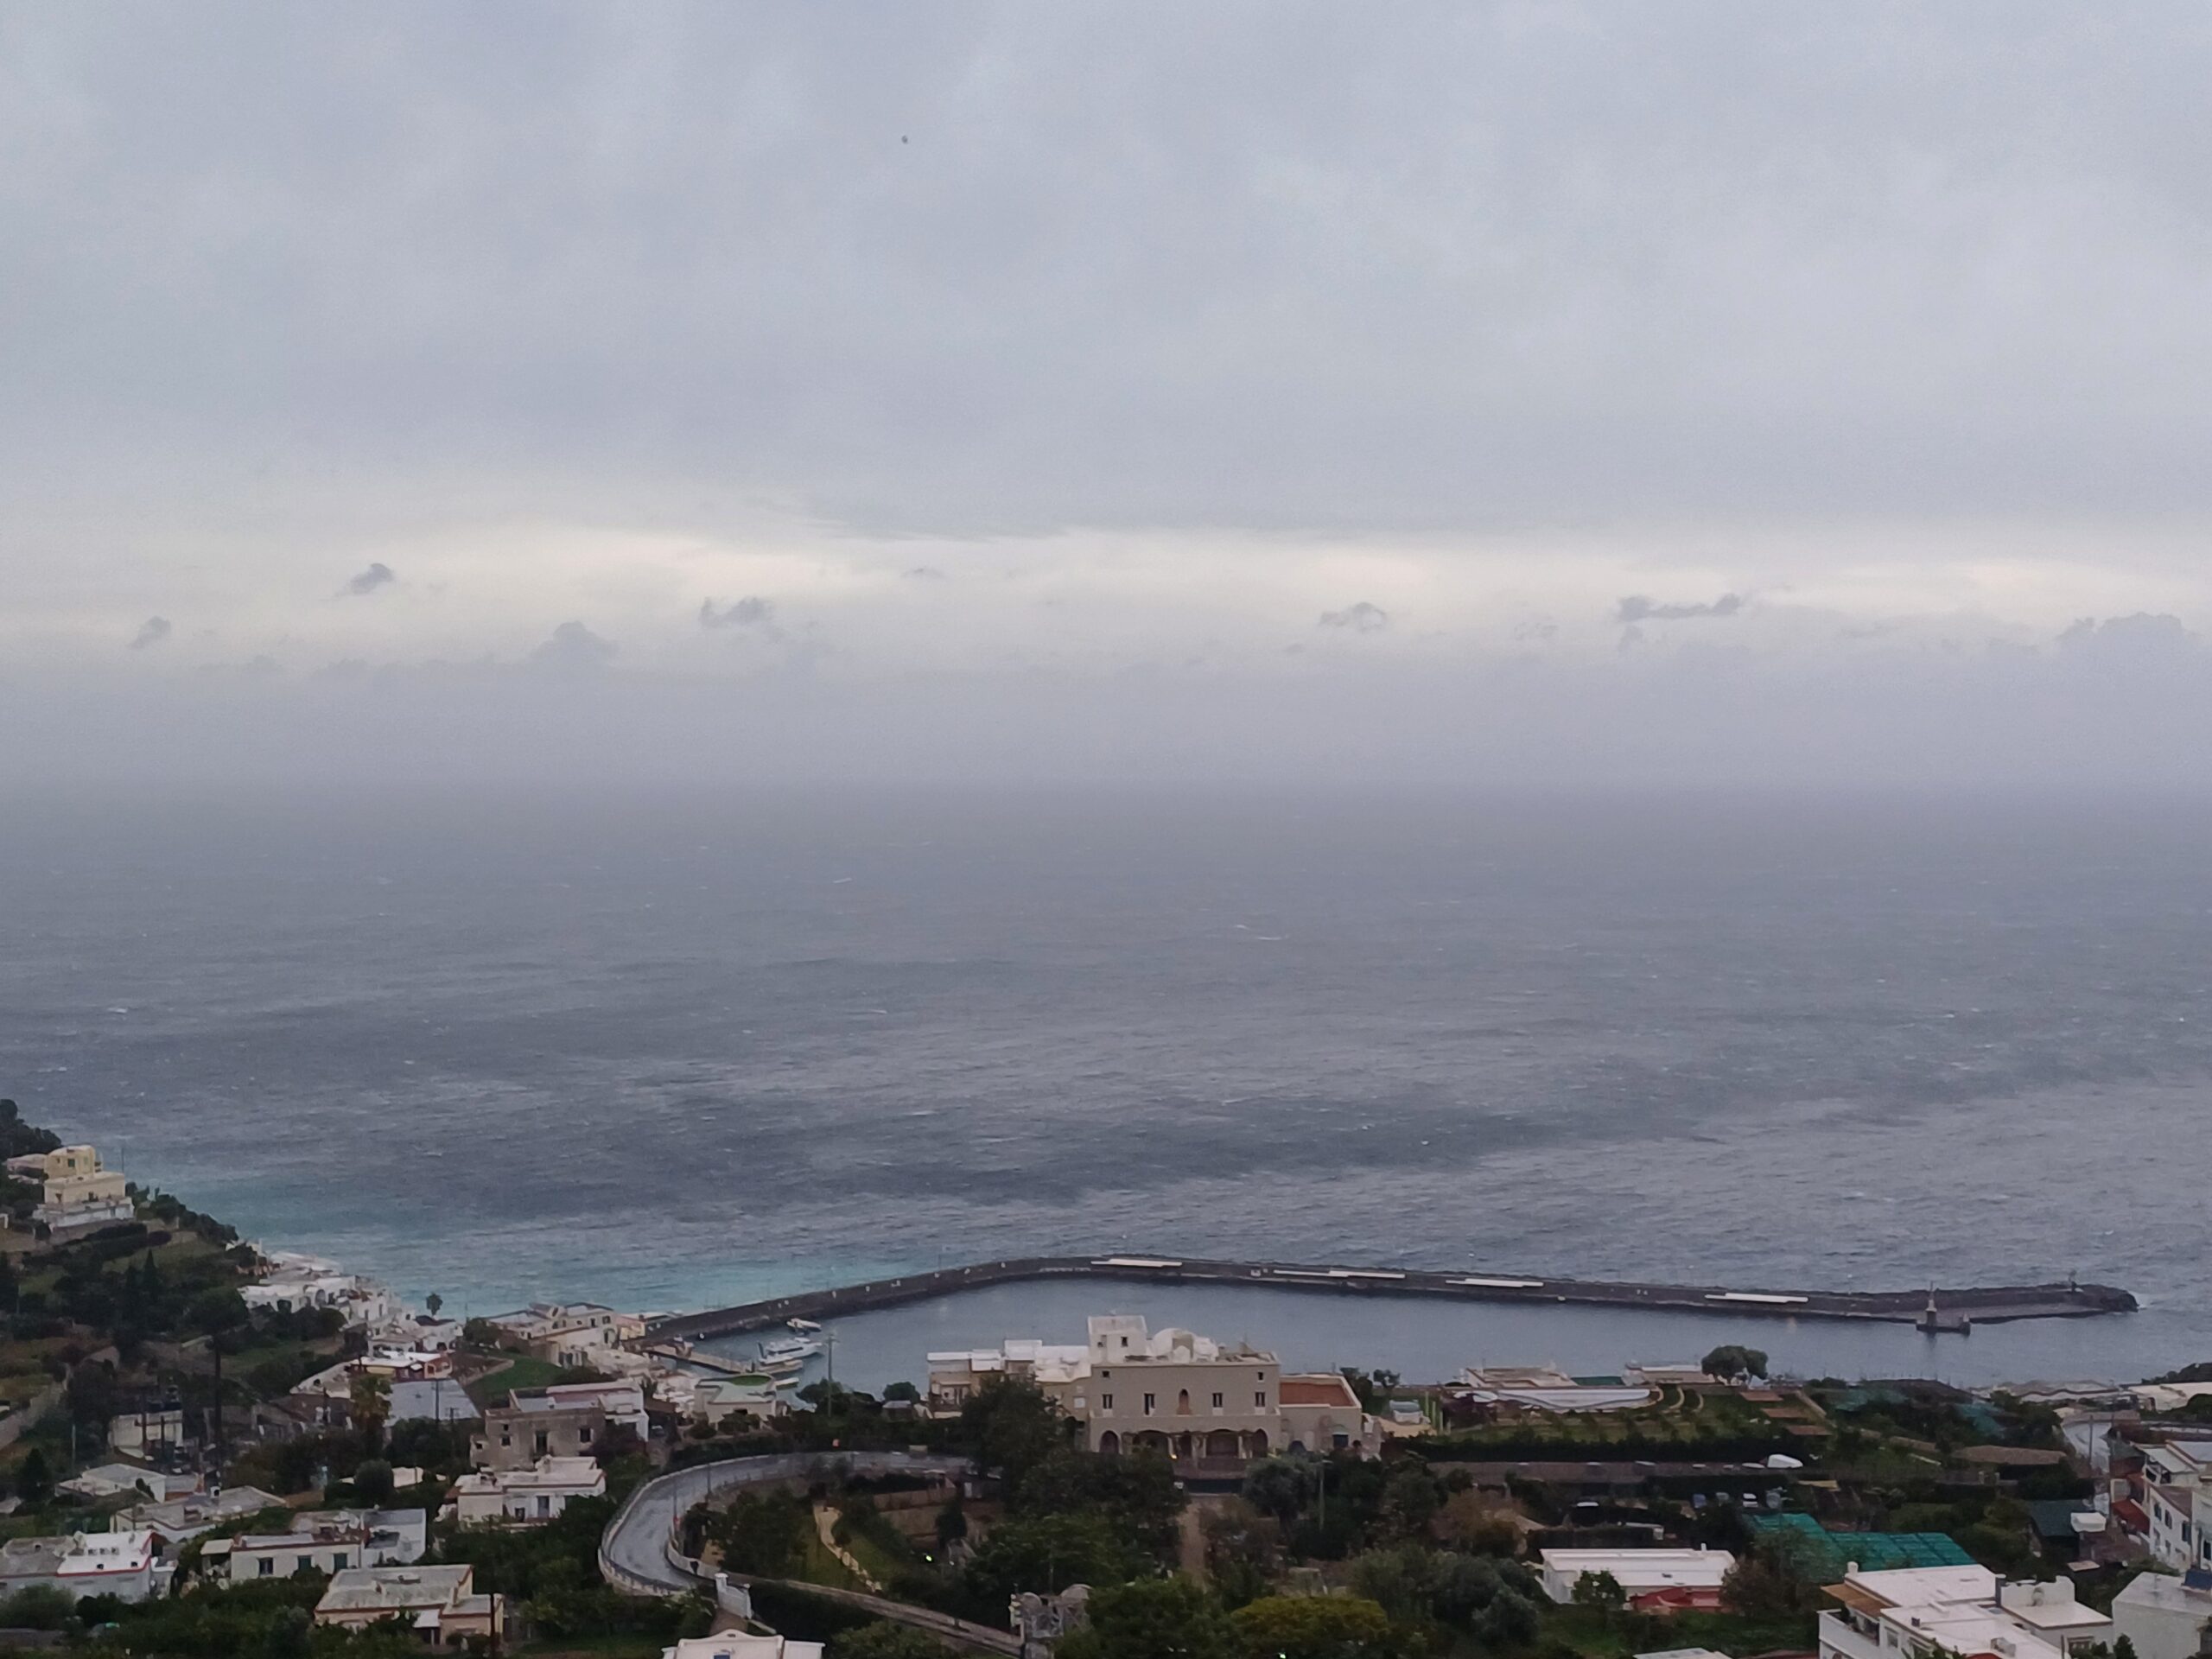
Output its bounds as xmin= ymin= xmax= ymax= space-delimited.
xmin=1701 ymin=1345 xmax=1770 ymax=1381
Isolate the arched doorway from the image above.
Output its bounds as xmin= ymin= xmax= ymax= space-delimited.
xmin=1177 ymin=1389 xmax=1192 ymax=1415
xmin=1097 ymin=1431 xmax=1121 ymax=1455
xmin=1205 ymin=1428 xmax=1241 ymax=1458
xmin=1249 ymin=1430 xmax=1270 ymax=1455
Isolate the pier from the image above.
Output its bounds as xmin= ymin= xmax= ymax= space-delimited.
xmin=646 ymin=1254 xmax=2135 ymax=1344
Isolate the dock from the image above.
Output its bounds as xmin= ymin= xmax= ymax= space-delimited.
xmin=645 ymin=1254 xmax=2134 ymax=1344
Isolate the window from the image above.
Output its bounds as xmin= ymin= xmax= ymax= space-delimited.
xmin=579 ymin=1424 xmax=593 ymax=1443
xmin=1211 ymin=1392 xmax=1224 ymax=1408
xmin=1255 ymin=1392 xmax=1267 ymax=1408
xmin=297 ymin=1555 xmax=314 ymax=1574
xmin=1143 ymin=1393 xmax=1156 ymax=1414
xmin=535 ymin=1431 xmax=550 ymax=1455
xmin=333 ymin=1553 xmax=348 ymax=1571
xmin=258 ymin=1558 xmax=274 ymax=1577
xmin=1101 ymin=1393 xmax=1113 ymax=1411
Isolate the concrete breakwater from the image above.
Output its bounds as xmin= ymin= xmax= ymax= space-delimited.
xmin=647 ymin=1254 xmax=2135 ymax=1344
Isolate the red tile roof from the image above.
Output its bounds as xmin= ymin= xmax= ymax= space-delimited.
xmin=1279 ymin=1376 xmax=1359 ymax=1408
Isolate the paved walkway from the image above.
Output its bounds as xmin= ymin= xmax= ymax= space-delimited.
xmin=816 ymin=1502 xmax=881 ymax=1591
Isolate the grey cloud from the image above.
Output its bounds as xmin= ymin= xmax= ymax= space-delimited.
xmin=530 ymin=620 xmax=617 ymax=671
xmin=1318 ymin=601 xmax=1389 ymax=633
xmin=1617 ymin=594 xmax=1746 ymax=624
xmin=342 ymin=562 xmax=397 ymax=596
xmin=128 ymin=617 xmax=171 ymax=651
xmin=699 ymin=596 xmax=776 ymax=631
xmin=2056 ymin=612 xmax=2198 ymax=667
xmin=11 ymin=6 xmax=2212 ymax=541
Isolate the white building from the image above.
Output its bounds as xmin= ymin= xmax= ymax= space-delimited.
xmin=928 ymin=1316 xmax=1376 ymax=1463
xmin=369 ymin=1313 xmax=463 ymax=1354
xmin=2113 ymin=1567 xmax=2212 ymax=1659
xmin=448 ymin=1456 xmax=606 ymax=1525
xmin=1537 ymin=1548 xmax=1734 ymax=1606
xmin=0 ymin=1529 xmax=158 ymax=1604
xmin=481 ymin=1303 xmax=643 ymax=1367
xmin=1819 ymin=1564 xmax=2111 ymax=1659
xmin=1460 ymin=1364 xmax=1656 ymax=1414
xmin=209 ymin=1510 xmax=428 ymax=1583
xmin=108 ymin=1408 xmax=188 ymax=1459
xmin=315 ymin=1565 xmax=504 ymax=1649
xmin=60 ymin=1462 xmax=193 ymax=1502
xmin=244 ymin=1253 xmax=401 ymax=1331
xmin=2139 ymin=1442 xmax=2212 ymax=1569
xmin=927 ymin=1339 xmax=1093 ymax=1412
xmin=111 ymin=1485 xmax=286 ymax=1553
xmin=691 ymin=1375 xmax=788 ymax=1428
xmin=664 ymin=1638 xmax=824 ymax=1659
xmin=520 ymin=1379 xmax=648 ymax=1435
xmin=13 ymin=1147 xmax=134 ymax=1237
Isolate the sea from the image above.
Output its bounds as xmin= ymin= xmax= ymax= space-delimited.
xmin=3 ymin=785 xmax=2209 ymax=1392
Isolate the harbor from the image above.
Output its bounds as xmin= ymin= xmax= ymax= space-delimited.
xmin=649 ymin=1250 xmax=2134 ymax=1345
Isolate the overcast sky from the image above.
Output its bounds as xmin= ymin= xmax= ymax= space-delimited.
xmin=6 ymin=3 xmax=2212 ymax=789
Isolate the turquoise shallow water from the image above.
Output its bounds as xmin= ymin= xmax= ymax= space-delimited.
xmin=3 ymin=785 xmax=2209 ymax=1384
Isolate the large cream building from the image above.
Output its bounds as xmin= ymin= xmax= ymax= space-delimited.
xmin=929 ymin=1314 xmax=1374 ymax=1464
xmin=6 ymin=1146 xmax=133 ymax=1237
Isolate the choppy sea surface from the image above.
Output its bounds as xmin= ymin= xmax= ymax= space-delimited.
xmin=3 ymin=786 xmax=2209 ymax=1389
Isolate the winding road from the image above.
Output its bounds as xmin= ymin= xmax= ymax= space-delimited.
xmin=599 ymin=1452 xmax=1017 ymax=1655
xmin=599 ymin=1450 xmax=974 ymax=1596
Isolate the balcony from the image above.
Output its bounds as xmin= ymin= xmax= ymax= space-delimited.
xmin=1821 ymin=1612 xmax=1887 ymax=1659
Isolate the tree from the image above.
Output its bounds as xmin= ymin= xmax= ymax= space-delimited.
xmin=712 ymin=1490 xmax=810 ymax=1576
xmin=1242 ymin=1454 xmax=1316 ymax=1528
xmin=189 ymin=1285 xmax=251 ymax=1456
xmin=962 ymin=1512 xmax=1138 ymax=1606
xmin=832 ymin=1621 xmax=955 ymax=1659
xmin=959 ymin=1376 xmax=1073 ymax=1488
xmin=67 ymin=1357 xmax=120 ymax=1432
xmin=1200 ymin=1499 xmax=1279 ymax=1611
xmin=1701 ymin=1344 xmax=1769 ymax=1382
xmin=1724 ymin=1536 xmax=1818 ymax=1618
xmin=1379 ymin=1466 xmax=1442 ymax=1538
xmin=1348 ymin=1543 xmax=1435 ymax=1624
xmin=934 ymin=1491 xmax=969 ymax=1551
xmin=262 ymin=1604 xmax=314 ymax=1659
xmin=1231 ymin=1594 xmax=1396 ymax=1659
xmin=1068 ymin=1576 xmax=1234 ymax=1659
xmin=349 ymin=1370 xmax=392 ymax=1453
xmin=354 ymin=1459 xmax=396 ymax=1506
xmin=1015 ymin=1447 xmax=1185 ymax=1558
xmin=424 ymin=1293 xmax=443 ymax=1319
xmin=882 ymin=1380 xmax=920 ymax=1404
xmin=1471 ymin=1587 xmax=1541 ymax=1648
xmin=1571 ymin=1569 xmax=1626 ymax=1613
xmin=14 ymin=1446 xmax=53 ymax=1508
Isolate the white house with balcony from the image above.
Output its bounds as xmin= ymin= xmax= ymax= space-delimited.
xmin=1819 ymin=1565 xmax=2110 ymax=1659
xmin=448 ymin=1456 xmax=605 ymax=1526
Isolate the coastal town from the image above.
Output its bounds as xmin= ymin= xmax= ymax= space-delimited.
xmin=0 ymin=1109 xmax=2208 ymax=1659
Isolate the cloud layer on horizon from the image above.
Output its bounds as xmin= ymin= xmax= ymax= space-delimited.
xmin=7 ymin=4 xmax=2212 ymax=788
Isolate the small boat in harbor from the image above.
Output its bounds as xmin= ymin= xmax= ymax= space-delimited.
xmin=785 ymin=1318 xmax=822 ymax=1332
xmin=758 ymin=1334 xmax=823 ymax=1371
